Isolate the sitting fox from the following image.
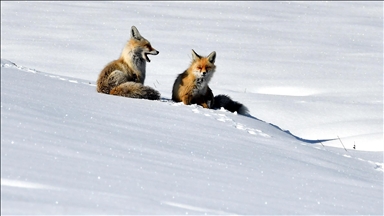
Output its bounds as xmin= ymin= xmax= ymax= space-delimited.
xmin=172 ymin=49 xmax=249 ymax=115
xmin=96 ymin=26 xmax=160 ymax=100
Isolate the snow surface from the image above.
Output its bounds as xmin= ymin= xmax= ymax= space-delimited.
xmin=1 ymin=1 xmax=383 ymax=215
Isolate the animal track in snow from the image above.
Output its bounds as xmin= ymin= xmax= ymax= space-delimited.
xmin=192 ymin=108 xmax=200 ymax=114
xmin=189 ymin=106 xmax=271 ymax=138
xmin=235 ymin=123 xmax=271 ymax=138
xmin=216 ymin=113 xmax=232 ymax=122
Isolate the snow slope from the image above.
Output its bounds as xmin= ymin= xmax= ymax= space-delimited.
xmin=1 ymin=59 xmax=383 ymax=214
xmin=1 ymin=1 xmax=383 ymax=214
xmin=1 ymin=1 xmax=382 ymax=151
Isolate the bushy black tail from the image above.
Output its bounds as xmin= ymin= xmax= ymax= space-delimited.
xmin=212 ymin=94 xmax=249 ymax=115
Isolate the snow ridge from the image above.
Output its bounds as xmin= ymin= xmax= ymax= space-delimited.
xmin=1 ymin=59 xmax=334 ymax=145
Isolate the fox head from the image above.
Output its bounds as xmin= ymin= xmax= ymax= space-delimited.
xmin=124 ymin=26 xmax=159 ymax=63
xmin=190 ymin=49 xmax=216 ymax=80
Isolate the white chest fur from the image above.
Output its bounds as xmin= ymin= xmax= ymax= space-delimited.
xmin=192 ymin=69 xmax=213 ymax=96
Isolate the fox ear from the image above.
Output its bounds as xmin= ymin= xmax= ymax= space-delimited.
xmin=131 ymin=26 xmax=142 ymax=40
xmin=191 ymin=49 xmax=201 ymax=61
xmin=207 ymin=51 xmax=216 ymax=64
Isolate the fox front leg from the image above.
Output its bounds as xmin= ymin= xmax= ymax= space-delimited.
xmin=200 ymin=101 xmax=210 ymax=109
xmin=201 ymin=103 xmax=209 ymax=108
xmin=180 ymin=94 xmax=192 ymax=105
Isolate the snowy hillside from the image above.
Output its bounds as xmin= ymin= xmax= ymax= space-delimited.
xmin=1 ymin=1 xmax=383 ymax=152
xmin=1 ymin=1 xmax=383 ymax=214
xmin=1 ymin=59 xmax=383 ymax=214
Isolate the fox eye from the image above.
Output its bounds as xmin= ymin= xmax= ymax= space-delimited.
xmin=197 ymin=66 xmax=202 ymax=70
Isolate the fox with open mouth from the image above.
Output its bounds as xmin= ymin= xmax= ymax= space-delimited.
xmin=96 ymin=26 xmax=160 ymax=100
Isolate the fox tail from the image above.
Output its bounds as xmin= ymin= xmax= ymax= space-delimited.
xmin=212 ymin=94 xmax=249 ymax=115
xmin=110 ymin=82 xmax=160 ymax=100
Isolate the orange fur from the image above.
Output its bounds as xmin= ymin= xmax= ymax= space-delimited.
xmin=172 ymin=50 xmax=216 ymax=108
xmin=172 ymin=50 xmax=249 ymax=115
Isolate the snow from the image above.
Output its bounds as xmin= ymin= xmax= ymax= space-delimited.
xmin=1 ymin=1 xmax=383 ymax=215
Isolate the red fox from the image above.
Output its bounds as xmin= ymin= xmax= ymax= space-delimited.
xmin=172 ymin=49 xmax=249 ymax=115
xmin=96 ymin=26 xmax=160 ymax=100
